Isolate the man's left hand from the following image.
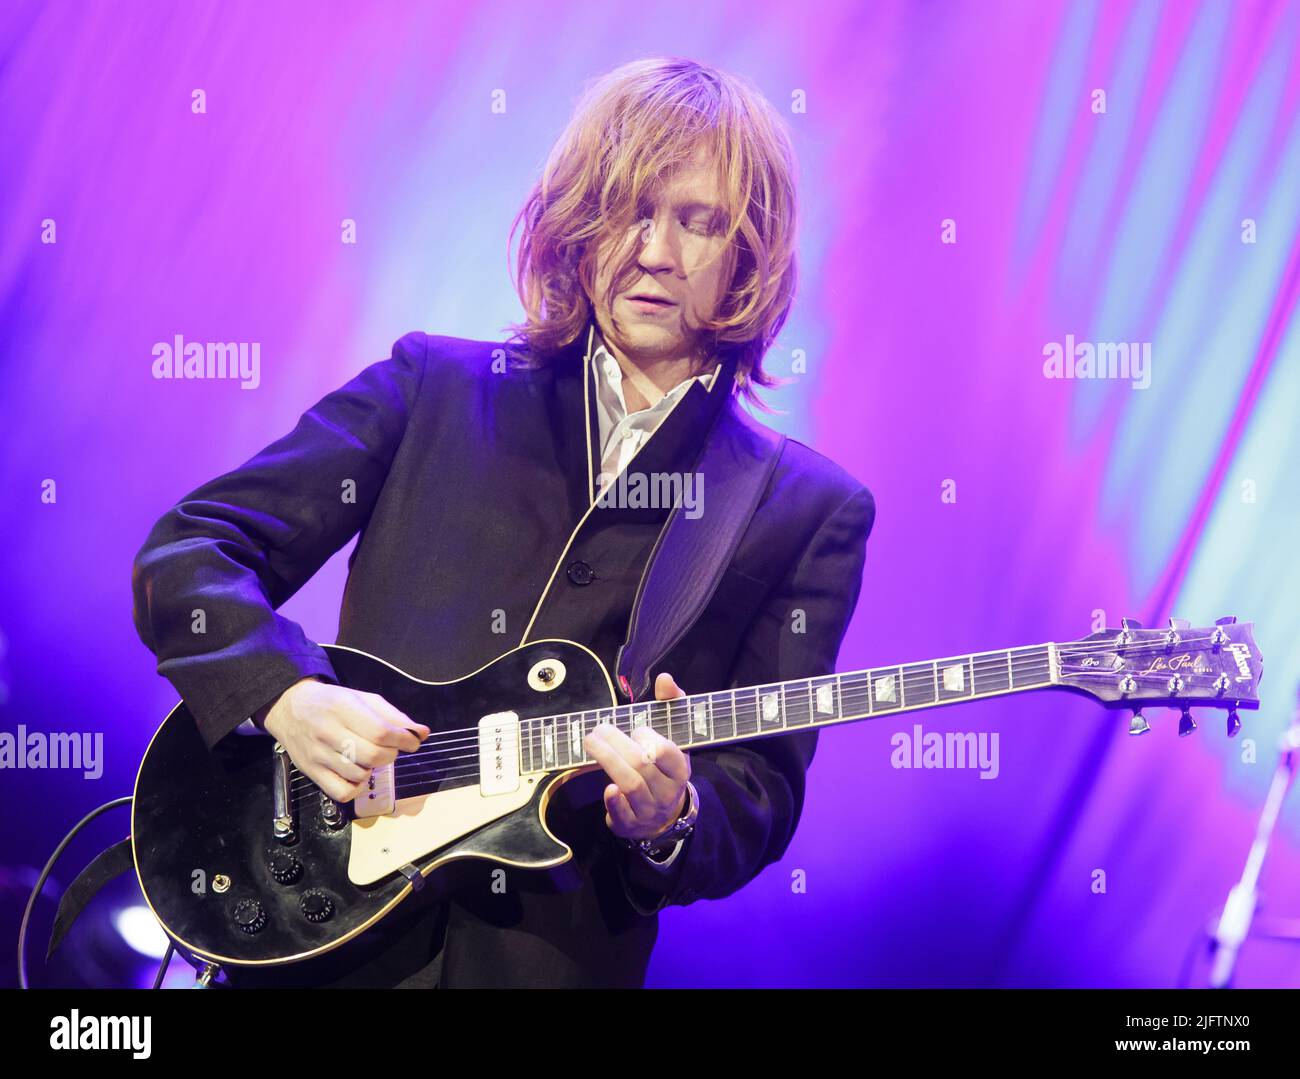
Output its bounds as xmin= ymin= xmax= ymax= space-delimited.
xmin=584 ymin=672 xmax=691 ymax=842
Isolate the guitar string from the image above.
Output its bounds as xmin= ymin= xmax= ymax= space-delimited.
xmin=287 ymin=640 xmax=1248 ymax=797
xmin=291 ymin=663 xmax=1067 ymax=799
xmin=297 ymin=634 xmax=1224 ymax=768
xmin=287 ymin=640 xmax=1242 ymax=795
xmin=290 ymin=669 xmax=1237 ymax=796
xmin=287 ymin=633 xmax=1235 ymax=789
xmin=290 ymin=655 xmax=1073 ymax=793
xmin=336 ymin=672 xmax=1232 ymax=794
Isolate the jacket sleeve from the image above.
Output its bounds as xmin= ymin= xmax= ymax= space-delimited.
xmin=620 ymin=483 xmax=875 ymax=914
xmin=131 ymin=332 xmax=429 ymax=749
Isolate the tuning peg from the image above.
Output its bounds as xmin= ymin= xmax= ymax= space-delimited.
xmin=1121 ymin=618 xmax=1144 ymax=630
xmin=1215 ymin=616 xmax=1238 ymax=625
xmin=1178 ymin=707 xmax=1197 ymax=737
xmin=1129 ymin=710 xmax=1151 ymax=736
xmin=1165 ymin=617 xmax=1186 ymax=649
xmin=1226 ymin=709 xmax=1242 ymax=738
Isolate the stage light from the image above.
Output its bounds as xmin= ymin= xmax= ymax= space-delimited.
xmin=113 ymin=904 xmax=170 ymax=960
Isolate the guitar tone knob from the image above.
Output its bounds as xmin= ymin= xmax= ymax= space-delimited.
xmin=233 ymin=898 xmax=267 ymax=934
xmin=300 ymin=890 xmax=335 ymax=923
xmin=268 ymin=852 xmax=303 ymax=885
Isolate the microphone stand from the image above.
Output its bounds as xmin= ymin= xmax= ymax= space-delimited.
xmin=1208 ymin=686 xmax=1300 ymax=988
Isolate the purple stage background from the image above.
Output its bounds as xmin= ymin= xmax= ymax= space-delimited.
xmin=3 ymin=0 xmax=1299 ymax=988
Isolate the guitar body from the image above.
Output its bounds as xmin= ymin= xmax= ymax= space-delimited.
xmin=131 ymin=640 xmax=616 ymax=969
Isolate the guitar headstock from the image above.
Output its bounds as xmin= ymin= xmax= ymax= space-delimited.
xmin=1055 ymin=617 xmax=1262 ymax=737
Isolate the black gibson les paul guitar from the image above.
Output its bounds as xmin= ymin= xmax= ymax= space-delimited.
xmin=132 ymin=617 xmax=1262 ymax=971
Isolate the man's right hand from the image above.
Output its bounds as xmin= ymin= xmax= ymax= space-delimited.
xmin=257 ymin=677 xmax=430 ymax=803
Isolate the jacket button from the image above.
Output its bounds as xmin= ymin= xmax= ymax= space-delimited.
xmin=566 ymin=560 xmax=595 ymax=586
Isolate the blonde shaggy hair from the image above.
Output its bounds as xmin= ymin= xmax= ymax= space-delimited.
xmin=505 ymin=57 xmax=799 ymax=407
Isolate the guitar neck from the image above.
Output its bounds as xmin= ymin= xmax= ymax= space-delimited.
xmin=518 ymin=643 xmax=1058 ymax=774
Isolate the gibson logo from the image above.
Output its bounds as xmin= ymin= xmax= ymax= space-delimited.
xmin=1225 ymin=642 xmax=1253 ymax=678
xmin=1137 ymin=653 xmax=1210 ymax=677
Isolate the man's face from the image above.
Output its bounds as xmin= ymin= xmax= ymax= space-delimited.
xmin=591 ymin=148 xmax=737 ymax=368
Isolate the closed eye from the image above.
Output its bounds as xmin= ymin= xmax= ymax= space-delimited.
xmin=682 ymin=215 xmax=720 ymax=236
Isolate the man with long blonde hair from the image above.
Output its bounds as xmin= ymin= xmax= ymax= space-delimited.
xmin=133 ymin=56 xmax=873 ymax=987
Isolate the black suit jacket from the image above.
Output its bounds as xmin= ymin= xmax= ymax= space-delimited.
xmin=131 ymin=326 xmax=875 ymax=986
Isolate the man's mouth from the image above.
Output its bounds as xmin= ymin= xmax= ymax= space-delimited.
xmin=626 ymin=294 xmax=676 ymax=309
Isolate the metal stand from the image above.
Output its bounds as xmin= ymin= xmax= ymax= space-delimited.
xmin=1206 ymin=686 xmax=1300 ymax=988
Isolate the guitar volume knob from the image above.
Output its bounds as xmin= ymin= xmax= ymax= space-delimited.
xmin=300 ymin=890 xmax=334 ymax=923
xmin=232 ymin=898 xmax=267 ymax=934
xmin=268 ymin=852 xmax=303 ymax=884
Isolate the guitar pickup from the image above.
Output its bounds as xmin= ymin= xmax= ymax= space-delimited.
xmin=479 ymin=712 xmax=521 ymax=795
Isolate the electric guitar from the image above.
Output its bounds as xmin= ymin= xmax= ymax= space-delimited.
xmin=131 ymin=617 xmax=1262 ymax=970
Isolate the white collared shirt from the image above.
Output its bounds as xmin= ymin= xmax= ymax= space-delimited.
xmin=588 ymin=334 xmax=717 ymax=871
xmin=591 ymin=338 xmax=719 ymax=498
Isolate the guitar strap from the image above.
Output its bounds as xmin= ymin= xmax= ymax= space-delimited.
xmin=614 ymin=401 xmax=784 ymax=702
xmin=46 ymin=835 xmax=135 ymax=960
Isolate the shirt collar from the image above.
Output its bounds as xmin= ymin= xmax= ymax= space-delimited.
xmin=579 ymin=321 xmax=729 ymax=505
xmin=587 ymin=326 xmax=723 ymax=422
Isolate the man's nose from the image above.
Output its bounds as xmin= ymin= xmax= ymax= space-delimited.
xmin=637 ymin=214 xmax=679 ymax=272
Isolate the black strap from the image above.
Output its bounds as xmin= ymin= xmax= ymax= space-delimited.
xmin=47 ymin=836 xmax=135 ymax=960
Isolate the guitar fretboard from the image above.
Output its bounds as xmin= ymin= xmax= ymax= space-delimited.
xmin=517 ymin=644 xmax=1058 ymax=773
